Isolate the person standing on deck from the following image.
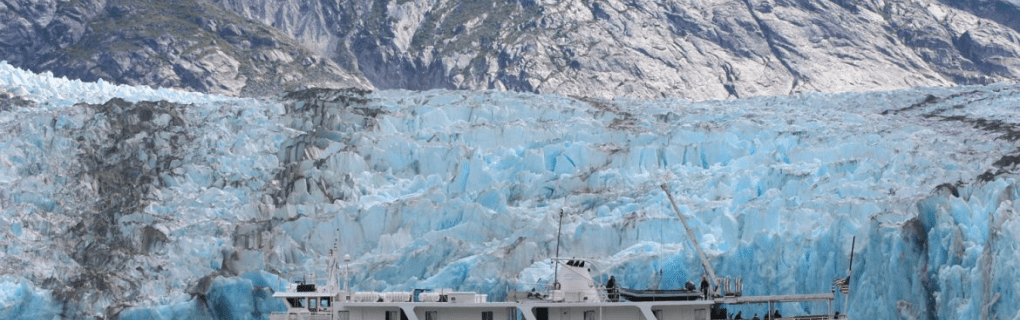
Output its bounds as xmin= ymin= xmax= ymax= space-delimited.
xmin=700 ymin=275 xmax=710 ymax=299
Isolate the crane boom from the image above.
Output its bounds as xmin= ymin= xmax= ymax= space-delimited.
xmin=661 ymin=183 xmax=717 ymax=287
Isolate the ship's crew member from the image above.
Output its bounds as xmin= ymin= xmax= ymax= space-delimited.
xmin=700 ymin=275 xmax=710 ymax=299
xmin=751 ymin=313 xmax=760 ymax=320
xmin=772 ymin=310 xmax=781 ymax=319
xmin=685 ymin=281 xmax=696 ymax=291
xmin=606 ymin=276 xmax=619 ymax=302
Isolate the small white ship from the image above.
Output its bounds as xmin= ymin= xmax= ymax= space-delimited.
xmin=270 ymin=185 xmax=853 ymax=320
xmin=269 ymin=255 xmax=848 ymax=320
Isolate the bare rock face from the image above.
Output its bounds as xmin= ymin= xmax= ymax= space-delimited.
xmin=3 ymin=0 xmax=1019 ymax=99
xmin=208 ymin=0 xmax=1020 ymax=100
xmin=0 ymin=0 xmax=105 ymax=63
xmin=0 ymin=0 xmax=371 ymax=97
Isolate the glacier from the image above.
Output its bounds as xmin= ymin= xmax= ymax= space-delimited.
xmin=1 ymin=60 xmax=1019 ymax=320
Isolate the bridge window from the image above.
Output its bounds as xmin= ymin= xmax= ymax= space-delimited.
xmin=481 ymin=311 xmax=493 ymax=320
xmin=385 ymin=310 xmax=400 ymax=320
xmin=694 ymin=309 xmax=707 ymax=320
xmin=535 ymin=307 xmax=549 ymax=320
xmin=584 ymin=310 xmax=595 ymax=320
xmin=320 ymin=297 xmax=331 ymax=308
xmin=425 ymin=311 xmax=438 ymax=320
xmin=286 ymin=298 xmax=305 ymax=308
xmin=507 ymin=308 xmax=518 ymax=320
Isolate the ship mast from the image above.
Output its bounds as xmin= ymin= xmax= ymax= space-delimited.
xmin=327 ymin=238 xmax=341 ymax=293
xmin=553 ymin=209 xmax=564 ymax=290
xmin=844 ymin=236 xmax=855 ymax=315
xmin=661 ymin=183 xmax=718 ymax=288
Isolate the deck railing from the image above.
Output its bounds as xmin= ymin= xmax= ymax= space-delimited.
xmin=268 ymin=312 xmax=336 ymax=320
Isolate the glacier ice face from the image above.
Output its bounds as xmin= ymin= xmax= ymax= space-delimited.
xmin=2 ymin=61 xmax=1020 ymax=319
xmin=0 ymin=276 xmax=60 ymax=320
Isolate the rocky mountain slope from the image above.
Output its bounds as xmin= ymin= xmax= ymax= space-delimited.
xmin=0 ymin=0 xmax=370 ymax=97
xmin=2 ymin=0 xmax=1020 ymax=99
xmin=209 ymin=0 xmax=1020 ymax=99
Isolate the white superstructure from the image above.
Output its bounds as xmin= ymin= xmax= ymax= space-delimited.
xmin=270 ymin=255 xmax=847 ymax=320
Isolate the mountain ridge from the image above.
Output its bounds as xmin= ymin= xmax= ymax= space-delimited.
xmin=3 ymin=0 xmax=1020 ymax=99
xmin=0 ymin=0 xmax=371 ymax=97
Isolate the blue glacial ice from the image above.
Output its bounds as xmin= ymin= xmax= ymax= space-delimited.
xmin=1 ymin=60 xmax=1019 ymax=319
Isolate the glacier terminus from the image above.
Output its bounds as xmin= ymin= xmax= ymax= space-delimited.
xmin=0 ymin=60 xmax=1019 ymax=320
